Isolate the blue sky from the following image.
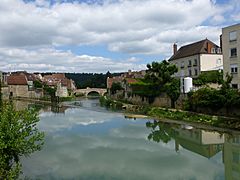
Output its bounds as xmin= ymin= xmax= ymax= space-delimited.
xmin=0 ymin=0 xmax=239 ymax=73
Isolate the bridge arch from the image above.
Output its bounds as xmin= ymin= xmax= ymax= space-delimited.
xmin=87 ymin=91 xmax=101 ymax=97
xmin=74 ymin=88 xmax=107 ymax=97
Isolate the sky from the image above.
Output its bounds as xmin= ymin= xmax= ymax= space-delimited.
xmin=0 ymin=0 xmax=239 ymax=73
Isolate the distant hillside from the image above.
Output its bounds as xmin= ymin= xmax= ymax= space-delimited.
xmin=65 ymin=72 xmax=122 ymax=89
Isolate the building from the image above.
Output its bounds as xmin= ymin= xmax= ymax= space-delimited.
xmin=169 ymin=39 xmax=223 ymax=78
xmin=43 ymin=73 xmax=76 ymax=91
xmin=222 ymin=23 xmax=240 ymax=88
xmin=107 ymin=70 xmax=145 ymax=90
xmin=7 ymin=73 xmax=43 ymax=98
xmin=7 ymin=74 xmax=34 ymax=98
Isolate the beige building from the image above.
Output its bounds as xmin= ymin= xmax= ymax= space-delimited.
xmin=222 ymin=24 xmax=240 ymax=89
xmin=169 ymin=39 xmax=223 ymax=78
xmin=7 ymin=74 xmax=43 ymax=98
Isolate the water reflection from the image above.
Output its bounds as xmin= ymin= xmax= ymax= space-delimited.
xmin=146 ymin=120 xmax=240 ymax=180
xmin=16 ymin=99 xmax=240 ymax=179
xmin=224 ymin=134 xmax=240 ymax=180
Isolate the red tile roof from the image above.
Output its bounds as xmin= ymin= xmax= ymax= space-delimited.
xmin=7 ymin=74 xmax=28 ymax=85
xmin=126 ymin=78 xmax=138 ymax=84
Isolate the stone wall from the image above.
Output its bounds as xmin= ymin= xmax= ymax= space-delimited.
xmin=4 ymin=85 xmax=43 ymax=99
xmin=9 ymin=85 xmax=29 ymax=98
xmin=1 ymin=87 xmax=9 ymax=100
xmin=110 ymin=91 xmax=187 ymax=109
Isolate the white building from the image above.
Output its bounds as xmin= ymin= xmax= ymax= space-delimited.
xmin=222 ymin=23 xmax=240 ymax=89
xmin=169 ymin=39 xmax=223 ymax=78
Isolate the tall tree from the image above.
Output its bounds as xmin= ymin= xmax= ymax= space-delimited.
xmin=145 ymin=60 xmax=178 ymax=85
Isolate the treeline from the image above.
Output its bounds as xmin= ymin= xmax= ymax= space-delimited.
xmin=39 ymin=72 xmax=122 ymax=89
xmin=65 ymin=72 xmax=122 ymax=89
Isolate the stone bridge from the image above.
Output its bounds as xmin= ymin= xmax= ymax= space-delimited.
xmin=74 ymin=88 xmax=107 ymax=97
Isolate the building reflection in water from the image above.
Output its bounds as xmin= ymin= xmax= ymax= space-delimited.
xmin=174 ymin=125 xmax=224 ymax=158
xmin=146 ymin=121 xmax=240 ymax=180
xmin=224 ymin=134 xmax=240 ymax=180
xmin=13 ymin=100 xmax=69 ymax=114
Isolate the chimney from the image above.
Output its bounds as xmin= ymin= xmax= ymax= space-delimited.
xmin=173 ymin=43 xmax=177 ymax=55
xmin=220 ymin=34 xmax=222 ymax=51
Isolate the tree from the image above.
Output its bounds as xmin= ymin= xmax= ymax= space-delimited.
xmin=193 ymin=70 xmax=223 ymax=86
xmin=110 ymin=82 xmax=123 ymax=94
xmin=164 ymin=78 xmax=180 ymax=108
xmin=33 ymin=80 xmax=43 ymax=88
xmin=145 ymin=60 xmax=178 ymax=85
xmin=0 ymin=103 xmax=44 ymax=179
xmin=43 ymin=85 xmax=56 ymax=97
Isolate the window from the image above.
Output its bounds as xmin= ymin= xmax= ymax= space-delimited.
xmin=188 ymin=60 xmax=192 ymax=67
xmin=232 ymin=84 xmax=238 ymax=89
xmin=211 ymin=48 xmax=216 ymax=53
xmin=181 ymin=61 xmax=184 ymax=69
xmin=194 ymin=69 xmax=198 ymax=76
xmin=216 ymin=58 xmax=222 ymax=65
xmin=217 ymin=48 xmax=222 ymax=54
xmin=230 ymin=64 xmax=238 ymax=73
xmin=229 ymin=31 xmax=237 ymax=41
xmin=193 ymin=59 xmax=197 ymax=66
xmin=188 ymin=69 xmax=192 ymax=76
xmin=230 ymin=48 xmax=237 ymax=57
xmin=180 ymin=70 xmax=185 ymax=77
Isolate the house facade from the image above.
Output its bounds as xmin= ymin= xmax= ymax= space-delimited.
xmin=169 ymin=39 xmax=223 ymax=78
xmin=7 ymin=74 xmax=33 ymax=98
xmin=42 ymin=73 xmax=76 ymax=97
xmin=7 ymin=73 xmax=43 ymax=98
xmin=222 ymin=23 xmax=240 ymax=89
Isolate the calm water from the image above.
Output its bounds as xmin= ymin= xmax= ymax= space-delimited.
xmin=18 ymin=99 xmax=240 ymax=180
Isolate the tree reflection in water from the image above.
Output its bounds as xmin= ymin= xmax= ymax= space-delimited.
xmin=146 ymin=120 xmax=178 ymax=143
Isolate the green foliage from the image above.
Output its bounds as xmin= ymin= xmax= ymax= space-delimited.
xmin=146 ymin=121 xmax=177 ymax=143
xmin=0 ymin=102 xmax=44 ymax=179
xmin=99 ymin=96 xmax=123 ymax=110
xmin=110 ymin=82 xmax=123 ymax=94
xmin=0 ymin=78 xmax=2 ymax=109
xmin=148 ymin=108 xmax=216 ymax=124
xmin=131 ymin=81 xmax=161 ymax=97
xmin=43 ymin=85 xmax=56 ymax=97
xmin=193 ymin=70 xmax=223 ymax=86
xmin=99 ymin=96 xmax=112 ymax=108
xmin=131 ymin=60 xmax=178 ymax=99
xmin=65 ymin=72 xmax=122 ymax=89
xmin=187 ymin=73 xmax=240 ymax=113
xmin=164 ymin=78 xmax=180 ymax=108
xmin=145 ymin=60 xmax=178 ymax=85
xmin=59 ymin=96 xmax=75 ymax=102
xmin=33 ymin=80 xmax=43 ymax=88
xmin=188 ymin=87 xmax=226 ymax=110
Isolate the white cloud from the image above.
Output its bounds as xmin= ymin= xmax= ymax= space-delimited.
xmin=0 ymin=0 xmax=236 ymax=72
xmin=0 ymin=47 xmax=145 ymax=72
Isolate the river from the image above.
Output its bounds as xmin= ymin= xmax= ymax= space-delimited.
xmin=18 ymin=98 xmax=240 ymax=180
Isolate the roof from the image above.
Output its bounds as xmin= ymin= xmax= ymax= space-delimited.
xmin=169 ymin=39 xmax=220 ymax=61
xmin=7 ymin=74 xmax=28 ymax=85
xmin=125 ymin=78 xmax=138 ymax=84
xmin=222 ymin=23 xmax=240 ymax=30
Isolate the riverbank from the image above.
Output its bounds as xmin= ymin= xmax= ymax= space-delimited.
xmin=100 ymin=96 xmax=240 ymax=131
